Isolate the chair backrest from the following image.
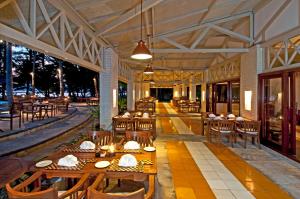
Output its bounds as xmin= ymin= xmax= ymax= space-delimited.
xmin=88 ymin=188 xmax=145 ymax=199
xmin=217 ymin=120 xmax=235 ymax=131
xmin=22 ymin=102 xmax=34 ymax=111
xmin=87 ymin=131 xmax=113 ymax=146
xmin=125 ymin=131 xmax=152 ymax=147
xmin=136 ymin=118 xmax=154 ymax=131
xmin=6 ymin=171 xmax=58 ymax=199
xmin=239 ymin=120 xmax=261 ymax=132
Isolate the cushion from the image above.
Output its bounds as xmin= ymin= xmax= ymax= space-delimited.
xmin=246 ymin=131 xmax=258 ymax=135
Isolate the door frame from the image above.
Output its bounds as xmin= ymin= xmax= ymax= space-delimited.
xmin=258 ymin=68 xmax=300 ymax=157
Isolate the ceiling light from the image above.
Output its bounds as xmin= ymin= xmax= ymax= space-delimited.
xmin=144 ymin=64 xmax=154 ymax=74
xmin=131 ymin=0 xmax=152 ymax=60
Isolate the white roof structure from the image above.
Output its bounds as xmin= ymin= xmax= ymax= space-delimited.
xmin=0 ymin=0 xmax=271 ymax=72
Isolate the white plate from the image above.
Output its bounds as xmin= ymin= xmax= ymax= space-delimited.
xmin=95 ymin=161 xmax=110 ymax=168
xmin=35 ymin=160 xmax=53 ymax=168
xmin=101 ymin=145 xmax=109 ymax=150
xmin=144 ymin=147 xmax=156 ymax=152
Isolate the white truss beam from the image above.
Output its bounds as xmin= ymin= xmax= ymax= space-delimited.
xmin=74 ymin=0 xmax=110 ymax=10
xmin=160 ymin=37 xmax=188 ymax=50
xmin=152 ymin=48 xmax=249 ymax=53
xmin=96 ymin=0 xmax=164 ymax=36
xmin=104 ymin=7 xmax=208 ymax=38
xmin=0 ymin=0 xmax=104 ymax=71
xmin=190 ymin=27 xmax=210 ymax=49
xmin=209 ymin=24 xmax=253 ymax=43
xmin=155 ymin=11 xmax=251 ymax=39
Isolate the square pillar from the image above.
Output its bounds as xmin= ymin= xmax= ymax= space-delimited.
xmin=100 ymin=48 xmax=118 ymax=129
xmin=240 ymin=45 xmax=264 ymax=120
xmin=143 ymin=82 xmax=150 ymax=98
xmin=189 ymin=78 xmax=197 ymax=101
xmin=173 ymin=85 xmax=180 ymax=98
xmin=127 ymin=70 xmax=135 ymax=111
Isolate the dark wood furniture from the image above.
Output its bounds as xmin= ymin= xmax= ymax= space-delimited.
xmin=6 ymin=171 xmax=89 ymax=199
xmin=236 ymin=120 xmax=261 ymax=148
xmin=124 ymin=131 xmax=153 ymax=147
xmin=0 ymin=102 xmax=22 ymax=130
xmin=87 ymin=173 xmax=154 ymax=199
xmin=87 ymin=131 xmax=113 ymax=146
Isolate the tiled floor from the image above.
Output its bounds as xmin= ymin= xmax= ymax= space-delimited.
xmin=155 ymin=102 xmax=297 ymax=199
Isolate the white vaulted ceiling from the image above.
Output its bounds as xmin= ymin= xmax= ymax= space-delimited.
xmin=0 ymin=0 xmax=272 ymax=73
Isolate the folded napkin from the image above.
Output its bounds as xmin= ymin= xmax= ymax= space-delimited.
xmin=142 ymin=113 xmax=149 ymax=118
xmin=214 ymin=116 xmax=223 ymax=120
xmin=124 ymin=112 xmax=130 ymax=116
xmin=122 ymin=114 xmax=129 ymax=118
xmin=236 ymin=117 xmax=244 ymax=121
xmin=80 ymin=141 xmax=95 ymax=150
xmin=209 ymin=113 xmax=216 ymax=118
xmin=118 ymin=154 xmax=138 ymax=167
xmin=124 ymin=141 xmax=140 ymax=150
xmin=58 ymin=155 xmax=78 ymax=167
xmin=228 ymin=114 xmax=235 ymax=118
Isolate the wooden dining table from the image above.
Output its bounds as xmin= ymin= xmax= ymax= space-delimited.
xmin=34 ymin=143 xmax=157 ymax=182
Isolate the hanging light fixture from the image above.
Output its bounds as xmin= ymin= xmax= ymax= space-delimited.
xmin=144 ymin=64 xmax=154 ymax=74
xmin=131 ymin=0 xmax=152 ymax=60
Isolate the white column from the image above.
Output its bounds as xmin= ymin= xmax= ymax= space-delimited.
xmin=181 ymin=83 xmax=187 ymax=97
xmin=189 ymin=77 xmax=197 ymax=101
xmin=173 ymin=85 xmax=180 ymax=98
xmin=100 ymin=48 xmax=119 ymax=129
xmin=143 ymin=82 xmax=150 ymax=98
xmin=240 ymin=45 xmax=264 ymax=120
xmin=201 ymin=83 xmax=206 ymax=112
xmin=127 ymin=70 xmax=135 ymax=111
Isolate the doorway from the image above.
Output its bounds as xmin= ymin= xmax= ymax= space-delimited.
xmin=259 ymin=71 xmax=300 ymax=161
xmin=150 ymin=88 xmax=173 ymax=102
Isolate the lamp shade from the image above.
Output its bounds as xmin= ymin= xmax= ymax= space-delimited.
xmin=144 ymin=65 xmax=154 ymax=74
xmin=131 ymin=40 xmax=152 ymax=60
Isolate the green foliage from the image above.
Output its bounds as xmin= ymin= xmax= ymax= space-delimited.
xmin=118 ymin=97 xmax=127 ymax=114
xmin=89 ymin=105 xmax=100 ymax=119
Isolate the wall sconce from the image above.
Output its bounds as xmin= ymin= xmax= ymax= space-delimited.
xmin=113 ymin=89 xmax=117 ymax=108
xmin=245 ymin=91 xmax=252 ymax=111
xmin=202 ymin=91 xmax=205 ymax=102
xmin=174 ymin=91 xmax=179 ymax=97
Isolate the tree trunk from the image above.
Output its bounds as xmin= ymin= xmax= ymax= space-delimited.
xmin=5 ymin=42 xmax=13 ymax=105
xmin=58 ymin=60 xmax=64 ymax=97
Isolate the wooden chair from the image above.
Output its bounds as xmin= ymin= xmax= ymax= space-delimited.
xmin=21 ymin=102 xmax=40 ymax=122
xmin=87 ymin=131 xmax=113 ymax=146
xmin=124 ymin=131 xmax=153 ymax=147
xmin=112 ymin=118 xmax=134 ymax=136
xmin=6 ymin=171 xmax=90 ymax=199
xmin=135 ymin=118 xmax=156 ymax=138
xmin=208 ymin=120 xmax=235 ymax=147
xmin=0 ymin=102 xmax=22 ymax=130
xmin=87 ymin=174 xmax=155 ymax=199
xmin=236 ymin=120 xmax=261 ymax=149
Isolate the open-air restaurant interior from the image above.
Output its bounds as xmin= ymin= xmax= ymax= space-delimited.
xmin=1 ymin=0 xmax=300 ymax=198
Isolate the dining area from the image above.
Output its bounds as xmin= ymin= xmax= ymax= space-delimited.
xmin=202 ymin=113 xmax=261 ymax=149
xmin=4 ymin=130 xmax=156 ymax=199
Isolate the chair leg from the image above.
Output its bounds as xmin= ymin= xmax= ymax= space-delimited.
xmin=257 ymin=135 xmax=261 ymax=149
xmin=10 ymin=118 xmax=13 ymax=130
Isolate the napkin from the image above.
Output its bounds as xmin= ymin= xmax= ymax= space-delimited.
xmin=80 ymin=141 xmax=95 ymax=150
xmin=58 ymin=155 xmax=78 ymax=167
xmin=118 ymin=154 xmax=138 ymax=167
xmin=124 ymin=141 xmax=140 ymax=150
xmin=209 ymin=113 xmax=216 ymax=118
xmin=228 ymin=114 xmax=235 ymax=118
xmin=142 ymin=113 xmax=149 ymax=118
xmin=122 ymin=114 xmax=129 ymax=118
xmin=236 ymin=117 xmax=244 ymax=121
xmin=214 ymin=116 xmax=223 ymax=120
xmin=124 ymin=112 xmax=130 ymax=116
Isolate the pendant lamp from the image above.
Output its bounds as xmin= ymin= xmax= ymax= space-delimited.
xmin=131 ymin=0 xmax=152 ymax=60
xmin=144 ymin=64 xmax=154 ymax=74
